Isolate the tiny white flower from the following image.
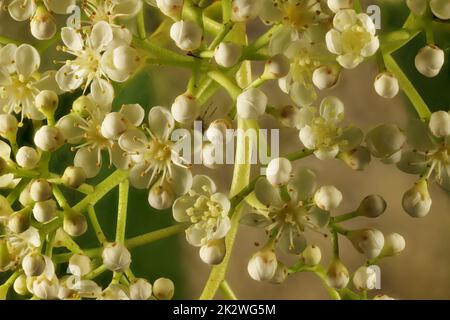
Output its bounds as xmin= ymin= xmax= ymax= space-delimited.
xmin=35 ymin=90 xmax=59 ymax=115
xmin=30 ymin=6 xmax=57 ymax=40
xmin=247 ymin=249 xmax=278 ymax=282
xmin=353 ymin=266 xmax=378 ymax=291
xmin=68 ymin=253 xmax=92 ymax=277
xmin=13 ymin=274 xmax=29 ymax=296
xmin=153 ymin=277 xmax=174 ymax=300
xmin=33 ymin=199 xmax=57 ymax=223
xmin=32 ymin=276 xmax=60 ymax=300
xmin=152 ymin=0 xmax=184 ymax=20
xmin=170 ymin=20 xmax=203 ymax=51
xmin=215 ymin=42 xmax=242 ymax=68
xmin=34 ymin=125 xmax=64 ymax=152
xmin=99 ymin=284 xmax=130 ymax=300
xmin=312 ymin=66 xmax=339 ymax=90
xmin=62 ymin=166 xmax=87 ymax=189
xmin=102 ymin=242 xmax=131 ymax=272
xmin=82 ymin=0 xmax=143 ymax=24
xmin=415 ymin=45 xmax=445 ymax=78
xmin=374 ymin=72 xmax=399 ymax=99
xmin=402 ymin=180 xmax=432 ymax=218
xmin=16 ymin=147 xmax=40 ymax=169
xmin=236 ymin=88 xmax=268 ymax=119
xmin=0 ymin=114 xmax=19 ymax=140
xmin=22 ymin=252 xmax=46 ymax=277
xmin=148 ymin=182 xmax=176 ymax=210
xmin=347 ymin=228 xmax=385 ymax=259
xmin=206 ymin=118 xmax=232 ymax=145
xmin=365 ymin=124 xmax=405 ymax=163
xmin=326 ymin=10 xmax=379 ymax=69
xmin=264 ymin=54 xmax=290 ymax=79
xmin=171 ymin=94 xmax=200 ymax=124
xmin=129 ymin=278 xmax=153 ymax=300
xmin=173 ymin=175 xmax=231 ymax=247
xmin=30 ymin=179 xmax=52 ymax=202
xmin=339 ymin=146 xmax=372 ymax=171
xmin=63 ymin=210 xmax=88 ymax=237
xmin=266 ymin=157 xmax=292 ymax=187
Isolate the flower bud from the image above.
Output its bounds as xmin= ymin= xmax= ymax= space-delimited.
xmin=300 ymin=245 xmax=322 ymax=266
xmin=202 ymin=143 xmax=219 ymax=169
xmin=429 ymin=111 xmax=450 ymax=138
xmin=236 ymin=88 xmax=268 ymax=119
xmin=35 ymin=90 xmax=59 ymax=115
xmin=314 ymin=185 xmax=343 ymax=211
xmin=326 ymin=258 xmax=349 ymax=289
xmin=102 ymin=242 xmax=131 ymax=273
xmin=347 ymin=228 xmax=385 ymax=259
xmin=22 ymin=252 xmax=46 ymax=277
xmin=206 ymin=118 xmax=232 ymax=144
xmin=356 ymin=195 xmax=387 ymax=218
xmin=33 ymin=199 xmax=57 ymax=223
xmin=101 ymin=112 xmax=128 ymax=140
xmin=339 ymin=147 xmax=371 ymax=171
xmin=68 ymin=253 xmax=91 ymax=276
xmin=171 ymin=94 xmax=199 ymax=124
xmin=199 ymin=239 xmax=226 ymax=265
xmin=231 ymin=0 xmax=261 ymax=22
xmin=156 ymin=0 xmax=183 ymax=20
xmin=270 ymin=262 xmax=288 ymax=285
xmin=327 ymin=0 xmax=354 ymax=13
xmin=30 ymin=6 xmax=56 ymax=40
xmin=30 ymin=179 xmax=52 ymax=202
xmin=16 ymin=146 xmax=40 ymax=169
xmin=380 ymin=233 xmax=406 ymax=257
xmin=374 ymin=72 xmax=399 ymax=98
xmin=153 ymin=277 xmax=175 ymax=300
xmin=353 ymin=266 xmax=378 ymax=291
xmin=8 ymin=210 xmax=31 ymax=234
xmin=170 ymin=20 xmax=203 ymax=51
xmin=402 ymin=180 xmax=432 ymax=218
xmin=247 ymin=249 xmax=278 ymax=282
xmin=0 ymin=114 xmax=19 ymax=140
xmin=148 ymin=183 xmax=175 ymax=210
xmin=34 ymin=125 xmax=64 ymax=152
xmin=264 ymin=54 xmax=290 ymax=79
xmin=62 ymin=166 xmax=87 ymax=189
xmin=72 ymin=95 xmax=96 ymax=116
xmin=406 ymin=0 xmax=427 ymax=16
xmin=32 ymin=276 xmax=59 ymax=300
xmin=215 ymin=42 xmax=242 ymax=68
xmin=63 ymin=210 xmax=88 ymax=237
xmin=430 ymin=0 xmax=450 ymax=20
xmin=13 ymin=274 xmax=29 ymax=296
xmin=415 ymin=45 xmax=445 ymax=78
xmin=266 ymin=157 xmax=292 ymax=186
xmin=365 ymin=124 xmax=405 ymax=160
xmin=129 ymin=278 xmax=153 ymax=300
xmin=312 ymin=66 xmax=339 ymax=90
xmin=19 ymin=183 xmax=33 ymax=207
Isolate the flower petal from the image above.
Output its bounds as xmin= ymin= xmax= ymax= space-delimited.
xmin=0 ymin=44 xmax=18 ymax=74
xmin=89 ymin=21 xmax=113 ymax=51
xmin=56 ymin=114 xmax=84 ymax=143
xmin=90 ymin=78 xmax=114 ymax=107
xmin=148 ymin=107 xmax=175 ymax=141
xmin=361 ymin=37 xmax=379 ymax=57
xmin=74 ymin=147 xmax=101 ymax=178
xmin=254 ymin=177 xmax=282 ymax=207
xmin=288 ymin=167 xmax=317 ymax=201
xmin=15 ymin=44 xmax=40 ymax=78
xmin=61 ymin=27 xmax=83 ymax=51
xmin=8 ymin=0 xmax=36 ymax=21
xmin=186 ymin=225 xmax=206 ymax=247
xmin=325 ymin=29 xmax=343 ymax=55
xmin=172 ymin=195 xmax=195 ymax=222
xmin=56 ymin=65 xmax=83 ymax=91
xmin=44 ymin=0 xmax=75 ymax=14
xmin=120 ymin=104 xmax=144 ymax=126
xmin=129 ymin=163 xmax=152 ymax=189
xmin=168 ymin=165 xmax=192 ymax=196
xmin=118 ymin=129 xmax=147 ymax=152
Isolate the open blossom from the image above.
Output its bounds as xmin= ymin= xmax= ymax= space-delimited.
xmin=7 ymin=0 xmax=74 ymax=21
xmin=56 ymin=21 xmax=141 ymax=103
xmin=326 ymin=10 xmax=379 ymax=69
xmin=82 ymin=0 xmax=142 ymax=24
xmin=297 ymin=96 xmax=363 ymax=160
xmin=173 ymin=175 xmax=231 ymax=248
xmin=0 ymin=44 xmax=60 ymax=120
xmin=118 ymin=107 xmax=193 ymax=208
xmin=242 ymin=168 xmax=331 ymax=254
xmin=56 ymin=96 xmax=143 ymax=178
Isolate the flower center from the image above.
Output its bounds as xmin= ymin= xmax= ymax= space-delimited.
xmin=280 ymin=1 xmax=323 ymax=29
xmin=0 ymin=75 xmax=36 ymax=114
xmin=341 ymin=26 xmax=371 ymax=53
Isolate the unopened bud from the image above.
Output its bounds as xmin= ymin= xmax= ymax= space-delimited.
xmin=300 ymin=245 xmax=322 ymax=266
xmin=415 ymin=44 xmax=445 ymax=78
xmin=30 ymin=179 xmax=52 ymax=202
xmin=339 ymin=147 xmax=371 ymax=171
xmin=247 ymin=249 xmax=278 ymax=282
xmin=63 ymin=210 xmax=88 ymax=237
xmin=35 ymin=90 xmax=58 ymax=115
xmin=379 ymin=233 xmax=406 ymax=257
xmin=102 ymin=242 xmax=131 ymax=273
xmin=353 ymin=266 xmax=378 ymax=291
xmin=153 ymin=277 xmax=175 ymax=300
xmin=16 ymin=147 xmax=40 ymax=169
xmin=62 ymin=166 xmax=87 ymax=189
xmin=34 ymin=125 xmax=64 ymax=152
xmin=326 ymin=258 xmax=349 ymax=289
xmin=374 ymin=72 xmax=399 ymax=98
xmin=347 ymin=228 xmax=385 ymax=259
xmin=266 ymin=157 xmax=292 ymax=186
xmin=30 ymin=6 xmax=56 ymax=40
xmin=356 ymin=195 xmax=387 ymax=218
xmin=402 ymin=180 xmax=432 ymax=218
xmin=199 ymin=239 xmax=226 ymax=265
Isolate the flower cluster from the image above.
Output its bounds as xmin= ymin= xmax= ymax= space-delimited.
xmin=0 ymin=0 xmax=448 ymax=301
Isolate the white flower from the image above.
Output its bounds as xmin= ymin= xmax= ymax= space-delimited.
xmin=13 ymin=274 xmax=29 ymax=296
xmin=170 ymin=20 xmax=203 ymax=51
xmin=264 ymin=54 xmax=290 ymax=79
xmin=32 ymin=276 xmax=60 ymax=300
xmin=152 ymin=277 xmax=174 ymax=300
xmin=347 ymin=228 xmax=385 ymax=259
xmin=326 ymin=258 xmax=349 ymax=289
xmin=430 ymin=0 xmax=450 ymax=20
xmin=22 ymin=252 xmax=46 ymax=277
xmin=339 ymin=146 xmax=372 ymax=171
xmin=297 ymin=97 xmax=363 ymax=160
xmin=68 ymin=254 xmax=92 ymax=277
xmin=56 ymin=21 xmax=140 ymax=99
xmin=82 ymin=0 xmax=143 ymax=24
xmin=102 ymin=242 xmax=131 ymax=272
xmin=8 ymin=0 xmax=74 ymax=21
xmin=402 ymin=180 xmax=432 ymax=218
xmin=173 ymin=175 xmax=230 ymax=247
xmin=374 ymin=72 xmax=399 ymax=99
xmin=35 ymin=90 xmax=59 ymax=115
xmin=236 ymin=88 xmax=268 ymax=119
xmin=312 ymin=66 xmax=339 ymax=90
xmin=353 ymin=266 xmax=378 ymax=291
xmin=415 ymin=44 xmax=445 ymax=78
xmin=129 ymin=278 xmax=152 ymax=300
xmin=206 ymin=118 xmax=232 ymax=145
xmin=314 ymin=185 xmax=343 ymax=211
xmin=243 ymin=168 xmax=330 ymax=254
xmin=119 ymin=106 xmax=193 ymax=208
xmin=215 ymin=42 xmax=242 ymax=68
xmin=16 ymin=147 xmax=40 ymax=169
xmin=99 ymin=284 xmax=130 ymax=300
xmin=57 ymin=100 xmax=141 ymax=178
xmin=0 ymin=114 xmax=18 ymax=140
xmin=326 ymin=10 xmax=379 ymax=69
xmin=247 ymin=249 xmax=278 ymax=282
xmin=266 ymin=157 xmax=292 ymax=187
xmin=0 ymin=44 xmax=58 ymax=120
xmin=62 ymin=166 xmax=87 ymax=189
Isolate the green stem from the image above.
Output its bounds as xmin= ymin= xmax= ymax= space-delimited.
xmin=87 ymin=206 xmax=107 ymax=244
xmin=219 ymin=280 xmax=238 ymax=300
xmin=73 ymin=170 xmax=129 ymax=213
xmin=289 ymin=265 xmax=341 ymax=300
xmin=207 ymin=70 xmax=242 ymax=99
xmin=136 ymin=9 xmax=146 ymax=40
xmin=383 ymin=54 xmax=431 ymax=120
xmin=284 ymin=149 xmax=314 ymax=162
xmin=332 ymin=211 xmax=358 ymax=223
xmin=126 ymin=224 xmax=186 ymax=249
xmin=52 ymin=185 xmax=69 ymax=209
xmin=116 ymin=180 xmax=129 ymax=244
xmin=6 ymin=178 xmax=30 ymax=204
xmin=0 ymin=271 xmax=21 ymax=300
xmin=84 ymin=265 xmax=108 ymax=280
xmin=221 ymin=0 xmax=232 ymax=23
xmin=208 ymin=21 xmax=234 ymax=50
xmin=0 ymin=35 xmax=20 ymax=45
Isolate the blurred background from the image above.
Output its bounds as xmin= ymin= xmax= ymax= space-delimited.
xmin=1 ymin=0 xmax=450 ymax=299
